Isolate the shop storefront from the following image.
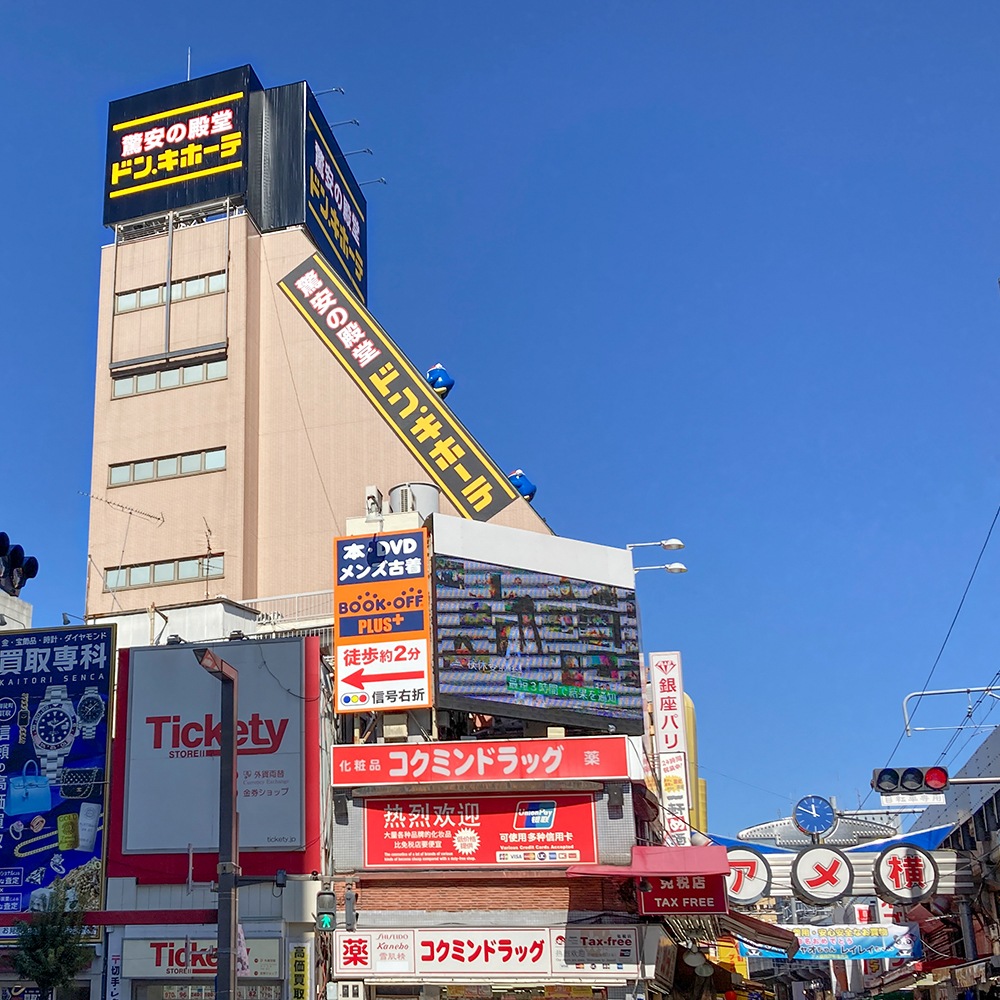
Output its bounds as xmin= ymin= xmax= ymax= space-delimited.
xmin=332 ymin=926 xmax=644 ymax=999
xmin=114 ymin=929 xmax=285 ymax=1000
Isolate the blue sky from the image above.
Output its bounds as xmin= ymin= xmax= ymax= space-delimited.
xmin=5 ymin=3 xmax=1000 ymax=836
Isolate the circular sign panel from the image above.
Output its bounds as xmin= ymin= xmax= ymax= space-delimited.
xmin=792 ymin=846 xmax=854 ymax=905
xmin=726 ymin=847 xmax=772 ymax=905
xmin=873 ymin=843 xmax=939 ymax=905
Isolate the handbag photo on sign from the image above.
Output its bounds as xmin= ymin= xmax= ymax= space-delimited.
xmin=8 ymin=761 xmax=52 ymax=816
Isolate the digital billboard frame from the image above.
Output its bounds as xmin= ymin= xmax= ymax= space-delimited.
xmin=429 ymin=516 xmax=642 ymax=734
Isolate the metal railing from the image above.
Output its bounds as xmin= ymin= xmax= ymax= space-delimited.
xmin=240 ymin=590 xmax=333 ymax=626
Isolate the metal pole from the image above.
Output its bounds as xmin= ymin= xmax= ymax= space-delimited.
xmin=194 ymin=649 xmax=240 ymax=1000
xmin=958 ymin=898 xmax=978 ymax=961
xmin=217 ymin=670 xmax=239 ymax=1000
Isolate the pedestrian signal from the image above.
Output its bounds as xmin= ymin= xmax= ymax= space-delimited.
xmin=871 ymin=766 xmax=949 ymax=795
xmin=315 ymin=890 xmax=337 ymax=932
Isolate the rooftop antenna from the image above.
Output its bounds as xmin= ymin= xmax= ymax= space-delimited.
xmin=203 ymin=518 xmax=213 ymax=601
xmin=80 ymin=491 xmax=164 ymax=525
xmin=187 ymin=47 xmax=191 ymax=82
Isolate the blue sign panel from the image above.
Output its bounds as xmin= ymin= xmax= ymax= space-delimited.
xmin=305 ymin=90 xmax=368 ymax=303
xmin=336 ymin=531 xmax=427 ymax=586
xmin=0 ymin=626 xmax=113 ymax=922
xmin=738 ymin=923 xmax=922 ymax=961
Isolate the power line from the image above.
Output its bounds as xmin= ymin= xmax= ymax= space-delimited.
xmin=861 ymin=497 xmax=1000 ymax=808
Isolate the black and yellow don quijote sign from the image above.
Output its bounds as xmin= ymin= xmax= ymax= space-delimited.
xmin=279 ymin=254 xmax=519 ymax=522
xmin=104 ymin=66 xmax=260 ymax=226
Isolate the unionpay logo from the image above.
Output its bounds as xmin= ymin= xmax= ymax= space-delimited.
xmin=514 ymin=800 xmax=557 ymax=830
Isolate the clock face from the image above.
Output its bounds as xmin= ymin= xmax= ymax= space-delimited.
xmin=33 ymin=708 xmax=74 ymax=748
xmin=793 ymin=795 xmax=836 ymax=835
xmin=79 ymin=697 xmax=103 ymax=724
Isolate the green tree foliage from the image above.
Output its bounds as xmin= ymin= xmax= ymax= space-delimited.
xmin=12 ymin=886 xmax=92 ymax=1000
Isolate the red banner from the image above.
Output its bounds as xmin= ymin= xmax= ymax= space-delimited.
xmin=333 ymin=736 xmax=630 ymax=786
xmin=638 ymin=873 xmax=729 ymax=915
xmin=363 ymin=793 xmax=597 ymax=868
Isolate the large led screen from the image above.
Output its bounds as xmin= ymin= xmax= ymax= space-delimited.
xmin=434 ymin=556 xmax=641 ymax=732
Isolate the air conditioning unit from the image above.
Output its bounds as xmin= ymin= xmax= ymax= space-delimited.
xmin=326 ymin=984 xmax=365 ymax=1000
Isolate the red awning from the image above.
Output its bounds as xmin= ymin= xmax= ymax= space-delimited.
xmin=565 ymin=844 xmax=730 ymax=878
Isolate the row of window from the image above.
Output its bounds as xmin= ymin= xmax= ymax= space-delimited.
xmin=115 ymin=271 xmax=227 ymax=313
xmin=113 ymin=359 xmax=227 ymax=397
xmin=109 ymin=448 xmax=226 ymax=487
xmin=105 ymin=555 xmax=224 ymax=591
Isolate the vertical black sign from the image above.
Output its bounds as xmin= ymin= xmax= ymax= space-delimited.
xmin=304 ymin=89 xmax=368 ymax=303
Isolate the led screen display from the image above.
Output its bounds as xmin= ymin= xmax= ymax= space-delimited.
xmin=434 ymin=556 xmax=641 ymax=732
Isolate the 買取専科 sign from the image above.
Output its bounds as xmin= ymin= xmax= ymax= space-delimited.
xmin=278 ymin=254 xmax=518 ymax=521
xmin=0 ymin=625 xmax=114 ymax=926
xmin=333 ymin=529 xmax=433 ymax=713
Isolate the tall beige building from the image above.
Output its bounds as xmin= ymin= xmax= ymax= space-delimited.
xmin=86 ymin=215 xmax=548 ymax=619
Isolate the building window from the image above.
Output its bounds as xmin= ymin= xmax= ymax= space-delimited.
xmin=115 ymin=270 xmax=227 ymax=313
xmin=112 ymin=358 xmax=227 ymax=398
xmin=109 ymin=448 xmax=226 ymax=487
xmin=104 ymin=554 xmax=224 ymax=592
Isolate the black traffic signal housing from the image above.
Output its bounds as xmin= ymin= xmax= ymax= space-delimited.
xmin=0 ymin=533 xmax=39 ymax=598
xmin=871 ymin=765 xmax=949 ymax=795
xmin=315 ymin=890 xmax=337 ymax=933
xmin=345 ymin=883 xmax=358 ymax=932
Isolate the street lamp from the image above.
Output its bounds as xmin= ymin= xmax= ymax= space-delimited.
xmin=193 ymin=648 xmax=240 ymax=1000
xmin=627 ymin=538 xmax=687 ymax=574
xmin=626 ymin=539 xmax=685 ymax=551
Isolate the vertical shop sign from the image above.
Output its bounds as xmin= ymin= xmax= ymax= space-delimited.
xmin=0 ymin=625 xmax=113 ymax=926
xmin=288 ymin=943 xmax=311 ymax=1000
xmin=333 ymin=529 xmax=433 ymax=713
xmin=648 ymin=652 xmax=690 ymax=846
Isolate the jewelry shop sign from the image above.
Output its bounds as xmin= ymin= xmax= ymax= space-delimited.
xmin=0 ymin=625 xmax=113 ymax=926
xmin=334 ymin=927 xmax=640 ymax=980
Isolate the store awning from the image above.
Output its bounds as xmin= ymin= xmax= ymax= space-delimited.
xmin=716 ymin=912 xmax=798 ymax=959
xmin=565 ymin=844 xmax=730 ymax=878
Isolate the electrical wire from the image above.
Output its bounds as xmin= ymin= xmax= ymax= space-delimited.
xmin=860 ymin=497 xmax=1000 ymax=809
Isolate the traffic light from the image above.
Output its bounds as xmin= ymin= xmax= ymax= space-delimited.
xmin=0 ymin=533 xmax=38 ymax=598
xmin=344 ymin=884 xmax=358 ymax=932
xmin=315 ymin=890 xmax=337 ymax=933
xmin=871 ymin=765 xmax=949 ymax=795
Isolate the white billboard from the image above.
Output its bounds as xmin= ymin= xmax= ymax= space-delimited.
xmin=124 ymin=638 xmax=305 ymax=851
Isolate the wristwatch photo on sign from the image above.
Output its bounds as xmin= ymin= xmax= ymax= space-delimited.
xmin=30 ymin=685 xmax=78 ymax=781
xmin=76 ymin=687 xmax=105 ymax=740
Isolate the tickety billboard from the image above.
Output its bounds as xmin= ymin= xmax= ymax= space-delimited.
xmin=0 ymin=625 xmax=114 ymax=924
xmin=104 ymin=65 xmax=260 ymax=225
xmin=122 ymin=637 xmax=306 ymax=852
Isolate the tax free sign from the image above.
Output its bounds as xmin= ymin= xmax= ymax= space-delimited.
xmin=333 ymin=529 xmax=432 ymax=714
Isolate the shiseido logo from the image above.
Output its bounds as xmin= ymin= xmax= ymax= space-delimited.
xmin=145 ymin=713 xmax=289 ymax=758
